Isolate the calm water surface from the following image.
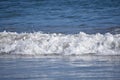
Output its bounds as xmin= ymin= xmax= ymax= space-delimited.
xmin=0 ymin=56 xmax=120 ymax=80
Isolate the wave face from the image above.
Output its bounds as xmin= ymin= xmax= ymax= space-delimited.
xmin=0 ymin=32 xmax=120 ymax=56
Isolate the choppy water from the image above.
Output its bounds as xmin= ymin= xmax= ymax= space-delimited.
xmin=0 ymin=0 xmax=120 ymax=80
xmin=0 ymin=0 xmax=120 ymax=56
xmin=0 ymin=32 xmax=120 ymax=55
xmin=0 ymin=0 xmax=120 ymax=34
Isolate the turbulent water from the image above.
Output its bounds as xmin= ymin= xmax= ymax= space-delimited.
xmin=0 ymin=32 xmax=120 ymax=56
xmin=0 ymin=0 xmax=120 ymax=56
xmin=0 ymin=0 xmax=120 ymax=80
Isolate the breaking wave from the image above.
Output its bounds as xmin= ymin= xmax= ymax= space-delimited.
xmin=0 ymin=31 xmax=120 ymax=56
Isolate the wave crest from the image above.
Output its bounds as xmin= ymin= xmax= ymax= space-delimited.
xmin=0 ymin=32 xmax=120 ymax=56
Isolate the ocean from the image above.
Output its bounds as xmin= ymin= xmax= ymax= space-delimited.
xmin=0 ymin=0 xmax=120 ymax=80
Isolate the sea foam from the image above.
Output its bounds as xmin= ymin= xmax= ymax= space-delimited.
xmin=0 ymin=32 xmax=120 ymax=56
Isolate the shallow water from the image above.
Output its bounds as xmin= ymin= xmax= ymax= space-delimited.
xmin=0 ymin=55 xmax=120 ymax=80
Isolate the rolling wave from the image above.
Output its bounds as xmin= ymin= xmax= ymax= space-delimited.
xmin=0 ymin=32 xmax=120 ymax=56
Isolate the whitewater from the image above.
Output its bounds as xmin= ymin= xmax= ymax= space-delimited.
xmin=0 ymin=31 xmax=120 ymax=56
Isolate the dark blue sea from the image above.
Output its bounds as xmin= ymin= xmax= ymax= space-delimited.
xmin=0 ymin=0 xmax=120 ymax=34
xmin=0 ymin=0 xmax=120 ymax=80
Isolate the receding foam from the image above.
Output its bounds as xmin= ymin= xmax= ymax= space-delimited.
xmin=0 ymin=32 xmax=120 ymax=56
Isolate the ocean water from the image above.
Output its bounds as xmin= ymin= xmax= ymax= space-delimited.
xmin=0 ymin=56 xmax=120 ymax=80
xmin=0 ymin=0 xmax=120 ymax=80
xmin=0 ymin=0 xmax=120 ymax=34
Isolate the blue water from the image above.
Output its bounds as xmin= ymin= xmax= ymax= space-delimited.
xmin=0 ymin=0 xmax=120 ymax=33
xmin=0 ymin=56 xmax=120 ymax=80
xmin=0 ymin=0 xmax=120 ymax=80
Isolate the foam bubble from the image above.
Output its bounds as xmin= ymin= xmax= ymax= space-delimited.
xmin=0 ymin=32 xmax=120 ymax=56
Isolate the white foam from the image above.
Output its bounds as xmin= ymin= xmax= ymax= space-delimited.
xmin=0 ymin=32 xmax=120 ymax=56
